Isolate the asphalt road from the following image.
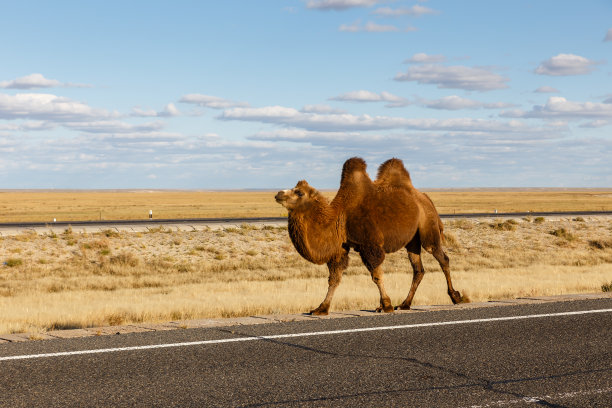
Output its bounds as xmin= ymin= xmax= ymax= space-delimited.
xmin=0 ymin=298 xmax=610 ymax=407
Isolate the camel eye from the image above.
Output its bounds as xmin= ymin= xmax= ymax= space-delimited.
xmin=295 ymin=190 xmax=304 ymax=197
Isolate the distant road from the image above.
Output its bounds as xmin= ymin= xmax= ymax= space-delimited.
xmin=1 ymin=210 xmax=612 ymax=230
xmin=0 ymin=298 xmax=610 ymax=407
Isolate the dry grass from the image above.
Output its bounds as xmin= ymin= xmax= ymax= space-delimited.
xmin=427 ymin=190 xmax=612 ymax=214
xmin=0 ymin=191 xmax=296 ymax=222
xmin=1 ymin=189 xmax=611 ymax=222
xmin=1 ymin=216 xmax=611 ymax=334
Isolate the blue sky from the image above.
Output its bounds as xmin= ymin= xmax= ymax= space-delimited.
xmin=1 ymin=0 xmax=611 ymax=189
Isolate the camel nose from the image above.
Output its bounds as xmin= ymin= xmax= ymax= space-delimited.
xmin=275 ymin=191 xmax=285 ymax=203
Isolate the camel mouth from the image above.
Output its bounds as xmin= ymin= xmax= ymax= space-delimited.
xmin=274 ymin=191 xmax=287 ymax=204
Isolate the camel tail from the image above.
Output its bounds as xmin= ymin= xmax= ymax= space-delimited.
xmin=439 ymin=217 xmax=446 ymax=244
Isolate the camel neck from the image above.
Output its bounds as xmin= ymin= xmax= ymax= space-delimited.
xmin=287 ymin=200 xmax=345 ymax=265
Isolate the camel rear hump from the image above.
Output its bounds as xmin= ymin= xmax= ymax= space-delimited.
xmin=376 ymin=158 xmax=413 ymax=189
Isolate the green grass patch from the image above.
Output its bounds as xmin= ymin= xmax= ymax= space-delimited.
xmin=4 ymin=258 xmax=23 ymax=267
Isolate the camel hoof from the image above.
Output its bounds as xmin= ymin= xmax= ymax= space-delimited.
xmin=376 ymin=305 xmax=394 ymax=313
xmin=395 ymin=304 xmax=411 ymax=310
xmin=309 ymin=308 xmax=329 ymax=316
xmin=450 ymin=291 xmax=463 ymax=304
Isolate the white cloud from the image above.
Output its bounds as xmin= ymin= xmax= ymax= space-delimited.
xmin=535 ymin=53 xmax=599 ymax=76
xmin=331 ymin=90 xmax=389 ymax=102
xmin=330 ymin=90 xmax=410 ymax=107
xmin=534 ymin=86 xmax=560 ymax=93
xmin=0 ymin=93 xmax=115 ymax=121
xmin=422 ymin=95 xmax=481 ymax=110
xmin=501 ymin=97 xmax=612 ymax=122
xmin=219 ymin=104 xmax=547 ymax=135
xmin=92 ymin=133 xmax=188 ymax=150
xmin=300 ymin=104 xmax=347 ymax=114
xmin=405 ymin=53 xmax=446 ymax=64
xmin=0 ymin=121 xmax=55 ymax=132
xmin=179 ymin=94 xmax=249 ymax=109
xmin=579 ymin=120 xmax=609 ymax=128
xmin=0 ymin=73 xmax=90 ymax=89
xmin=249 ymin=128 xmax=403 ymax=148
xmin=395 ymin=64 xmax=509 ymax=91
xmin=64 ymin=120 xmax=165 ymax=134
xmin=132 ymin=103 xmax=181 ymax=117
xmin=131 ymin=107 xmax=157 ymax=117
xmin=0 ymin=74 xmax=60 ymax=89
xmin=306 ymin=0 xmax=383 ymax=11
xmin=420 ymin=95 xmax=515 ymax=110
xmin=250 ymin=128 xmax=354 ymax=143
xmin=339 ymin=21 xmax=413 ymax=32
xmin=161 ymin=103 xmax=180 ymax=117
xmin=371 ymin=5 xmax=438 ymax=17
xmin=604 ymin=28 xmax=612 ymax=42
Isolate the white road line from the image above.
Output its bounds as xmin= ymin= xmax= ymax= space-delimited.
xmin=1 ymin=308 xmax=610 ymax=362
xmin=467 ymin=386 xmax=612 ymax=407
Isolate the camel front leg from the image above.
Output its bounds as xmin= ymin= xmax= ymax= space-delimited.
xmin=310 ymin=252 xmax=348 ymax=315
xmin=310 ymin=280 xmax=338 ymax=315
xmin=359 ymin=244 xmax=393 ymax=313
xmin=371 ymin=266 xmax=393 ymax=313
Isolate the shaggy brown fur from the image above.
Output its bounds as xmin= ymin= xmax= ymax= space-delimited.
xmin=275 ymin=157 xmax=462 ymax=315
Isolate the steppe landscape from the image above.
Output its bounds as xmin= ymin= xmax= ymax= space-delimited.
xmin=1 ymin=191 xmax=611 ymax=335
xmin=1 ymin=189 xmax=612 ymax=222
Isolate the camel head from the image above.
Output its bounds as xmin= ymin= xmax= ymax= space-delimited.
xmin=275 ymin=180 xmax=325 ymax=212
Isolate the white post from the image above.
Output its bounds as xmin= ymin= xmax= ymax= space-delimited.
xmin=149 ymin=210 xmax=153 ymax=219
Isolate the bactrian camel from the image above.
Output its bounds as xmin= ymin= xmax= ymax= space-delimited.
xmin=275 ymin=157 xmax=462 ymax=315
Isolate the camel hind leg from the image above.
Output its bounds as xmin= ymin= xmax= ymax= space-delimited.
xmin=431 ymin=245 xmax=462 ymax=304
xmin=310 ymin=251 xmax=349 ymax=315
xmin=419 ymin=218 xmax=463 ymax=305
xmin=401 ymin=227 xmax=462 ymax=308
xmin=397 ymin=234 xmax=424 ymax=310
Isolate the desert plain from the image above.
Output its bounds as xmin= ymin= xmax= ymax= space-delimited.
xmin=0 ymin=190 xmax=611 ymax=335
